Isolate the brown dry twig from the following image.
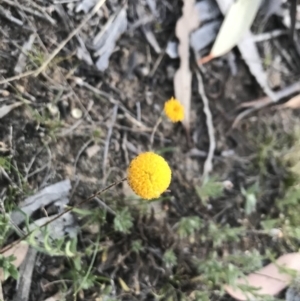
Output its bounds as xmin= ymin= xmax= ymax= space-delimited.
xmin=34 ymin=0 xmax=107 ymax=77
xmin=195 ymin=69 xmax=216 ymax=179
xmin=174 ymin=0 xmax=199 ymax=131
xmin=103 ymin=104 xmax=118 ymax=183
xmin=12 ymin=247 xmax=37 ymax=301
xmin=149 ymin=116 xmax=162 ymax=150
xmin=0 ymin=0 xmax=107 ymax=86
xmin=3 ymin=0 xmax=56 ymax=25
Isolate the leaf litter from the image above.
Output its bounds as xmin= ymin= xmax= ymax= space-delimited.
xmin=225 ymin=253 xmax=300 ymax=300
xmin=173 ymin=0 xmax=199 ymax=131
xmin=93 ymin=7 xmax=127 ymax=71
xmin=2 ymin=0 xmax=300 ymax=300
xmin=10 ymin=179 xmax=71 ymax=226
xmin=208 ymin=0 xmax=262 ymax=59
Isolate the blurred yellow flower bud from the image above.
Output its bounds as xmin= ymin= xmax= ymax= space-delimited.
xmin=164 ymin=97 xmax=184 ymax=122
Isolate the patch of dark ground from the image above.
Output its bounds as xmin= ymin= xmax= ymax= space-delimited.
xmin=0 ymin=1 xmax=300 ymax=300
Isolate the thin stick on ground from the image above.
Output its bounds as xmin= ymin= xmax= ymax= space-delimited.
xmin=0 ymin=0 xmax=107 ymax=86
xmin=34 ymin=0 xmax=107 ymax=77
xmin=74 ymin=138 xmax=94 ymax=175
xmin=12 ymin=247 xmax=37 ymax=301
xmin=149 ymin=116 xmax=162 ymax=150
xmin=94 ymin=197 xmax=116 ymax=216
xmin=103 ymin=104 xmax=118 ymax=183
xmin=2 ymin=0 xmax=56 ymax=25
xmin=195 ymin=69 xmax=216 ymax=180
xmin=0 ymin=177 xmax=127 ymax=255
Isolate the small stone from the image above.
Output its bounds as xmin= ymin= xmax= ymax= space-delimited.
xmin=47 ymin=103 xmax=59 ymax=116
xmin=222 ymin=180 xmax=234 ymax=190
xmin=15 ymin=84 xmax=25 ymax=93
xmin=86 ymin=144 xmax=101 ymax=158
xmin=71 ymin=108 xmax=83 ymax=119
xmin=269 ymin=228 xmax=283 ymax=239
xmin=0 ymin=90 xmax=9 ymax=97
xmin=136 ymin=65 xmax=149 ymax=77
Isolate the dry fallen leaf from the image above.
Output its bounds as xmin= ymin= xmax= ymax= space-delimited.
xmin=118 ymin=277 xmax=131 ymax=292
xmin=174 ymin=0 xmax=199 ymax=131
xmin=0 ymin=241 xmax=29 ymax=281
xmin=278 ymin=94 xmax=300 ymax=109
xmin=0 ymin=102 xmax=23 ymax=119
xmin=10 ymin=179 xmax=71 ymax=226
xmin=209 ymin=0 xmax=261 ymax=59
xmin=225 ymin=253 xmax=300 ymax=300
xmin=14 ymin=33 xmax=36 ymax=74
xmin=86 ymin=144 xmax=101 ymax=158
xmin=208 ymin=0 xmax=278 ymax=103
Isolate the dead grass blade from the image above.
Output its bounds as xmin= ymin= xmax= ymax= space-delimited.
xmin=35 ymin=0 xmax=107 ymax=76
xmin=173 ymin=0 xmax=199 ymax=131
xmin=12 ymin=247 xmax=37 ymax=301
xmin=195 ymin=70 xmax=215 ymax=179
xmin=0 ymin=0 xmax=107 ymax=85
xmin=0 ymin=102 xmax=23 ymax=119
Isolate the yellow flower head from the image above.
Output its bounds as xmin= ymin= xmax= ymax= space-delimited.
xmin=127 ymin=152 xmax=172 ymax=200
xmin=164 ymin=97 xmax=184 ymax=122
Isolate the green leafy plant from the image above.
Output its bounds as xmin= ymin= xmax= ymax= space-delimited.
xmin=196 ymin=177 xmax=224 ymax=205
xmin=195 ymin=250 xmax=263 ymax=295
xmin=0 ymin=157 xmax=11 ymax=172
xmin=131 ymin=240 xmax=143 ymax=253
xmin=163 ymin=249 xmax=177 ymax=269
xmin=177 ymin=216 xmax=203 ymax=238
xmin=114 ymin=208 xmax=133 ymax=234
xmin=0 ymin=254 xmax=19 ymax=280
xmin=0 ymin=214 xmax=11 ymax=247
xmin=241 ymin=182 xmax=259 ymax=216
xmin=204 ymin=222 xmax=244 ymax=247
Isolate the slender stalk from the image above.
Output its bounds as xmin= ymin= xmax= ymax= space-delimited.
xmin=150 ymin=116 xmax=162 ymax=150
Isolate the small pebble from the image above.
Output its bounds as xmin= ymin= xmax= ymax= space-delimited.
xmin=136 ymin=65 xmax=149 ymax=77
xmin=269 ymin=228 xmax=283 ymax=239
xmin=222 ymin=180 xmax=234 ymax=190
xmin=15 ymin=84 xmax=25 ymax=93
xmin=0 ymin=90 xmax=9 ymax=96
xmin=71 ymin=108 xmax=83 ymax=119
xmin=47 ymin=103 xmax=59 ymax=116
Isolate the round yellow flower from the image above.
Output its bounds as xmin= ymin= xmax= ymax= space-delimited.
xmin=164 ymin=97 xmax=184 ymax=122
xmin=127 ymin=152 xmax=172 ymax=200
